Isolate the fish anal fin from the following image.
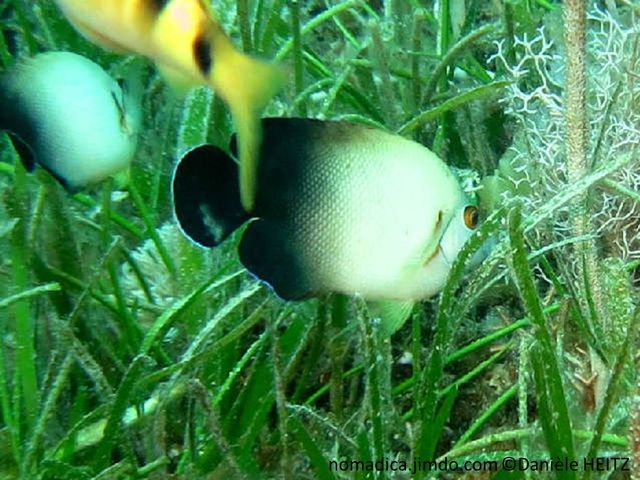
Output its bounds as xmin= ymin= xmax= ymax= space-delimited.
xmin=239 ymin=220 xmax=313 ymax=301
xmin=367 ymin=300 xmax=415 ymax=335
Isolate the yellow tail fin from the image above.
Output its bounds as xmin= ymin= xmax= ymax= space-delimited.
xmin=213 ymin=52 xmax=285 ymax=211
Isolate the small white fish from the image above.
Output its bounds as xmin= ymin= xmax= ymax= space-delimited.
xmin=0 ymin=51 xmax=141 ymax=190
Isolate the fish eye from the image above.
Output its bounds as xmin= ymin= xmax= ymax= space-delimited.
xmin=463 ymin=205 xmax=478 ymax=229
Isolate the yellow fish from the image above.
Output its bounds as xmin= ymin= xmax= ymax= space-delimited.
xmin=54 ymin=0 xmax=284 ymax=210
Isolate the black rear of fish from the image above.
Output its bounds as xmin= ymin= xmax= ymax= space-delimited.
xmin=172 ymin=119 xmax=326 ymax=299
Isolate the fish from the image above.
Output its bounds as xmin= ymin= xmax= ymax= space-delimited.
xmin=0 ymin=51 xmax=141 ymax=190
xmin=53 ymin=0 xmax=284 ymax=209
xmin=172 ymin=118 xmax=481 ymax=332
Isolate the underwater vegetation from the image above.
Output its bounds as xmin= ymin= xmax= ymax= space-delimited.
xmin=0 ymin=0 xmax=639 ymax=479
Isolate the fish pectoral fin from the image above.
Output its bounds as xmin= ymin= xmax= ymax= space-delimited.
xmin=400 ymin=240 xmax=440 ymax=277
xmin=401 ymin=220 xmax=445 ymax=273
xmin=213 ymin=53 xmax=285 ymax=211
xmin=366 ymin=300 xmax=415 ymax=335
xmin=239 ymin=220 xmax=313 ymax=301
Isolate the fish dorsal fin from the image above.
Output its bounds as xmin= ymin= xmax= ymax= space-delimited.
xmin=172 ymin=144 xmax=248 ymax=247
xmin=367 ymin=300 xmax=415 ymax=335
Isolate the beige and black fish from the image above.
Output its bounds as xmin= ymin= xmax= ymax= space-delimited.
xmin=173 ymin=118 xmax=482 ymax=316
xmin=53 ymin=0 xmax=284 ymax=209
xmin=0 ymin=51 xmax=141 ymax=190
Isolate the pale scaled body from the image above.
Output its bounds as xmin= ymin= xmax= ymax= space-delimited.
xmin=287 ymin=127 xmax=467 ymax=300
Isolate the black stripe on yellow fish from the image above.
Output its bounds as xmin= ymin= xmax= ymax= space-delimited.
xmin=192 ymin=33 xmax=213 ymax=76
xmin=173 ymin=118 xmax=481 ymax=302
xmin=148 ymin=0 xmax=171 ymax=15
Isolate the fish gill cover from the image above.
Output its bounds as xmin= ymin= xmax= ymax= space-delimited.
xmin=0 ymin=1 xmax=639 ymax=479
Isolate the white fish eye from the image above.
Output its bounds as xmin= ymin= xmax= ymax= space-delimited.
xmin=463 ymin=205 xmax=479 ymax=229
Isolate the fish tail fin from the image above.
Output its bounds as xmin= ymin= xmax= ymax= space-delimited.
xmin=172 ymin=144 xmax=249 ymax=247
xmin=213 ymin=52 xmax=285 ymax=211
